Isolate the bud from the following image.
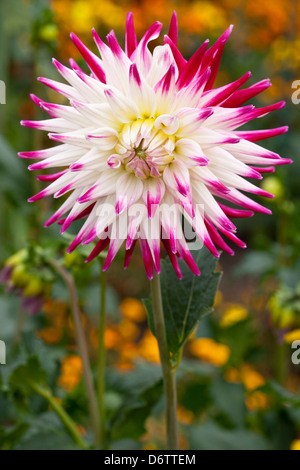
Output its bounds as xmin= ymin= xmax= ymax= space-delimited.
xmin=39 ymin=24 xmax=58 ymax=43
xmin=6 ymin=249 xmax=27 ymax=267
xmin=11 ymin=264 xmax=31 ymax=288
xmin=269 ymin=300 xmax=295 ymax=329
xmin=64 ymin=251 xmax=83 ymax=268
xmin=0 ymin=247 xmax=54 ymax=315
xmin=268 ymin=284 xmax=300 ymax=330
xmin=261 ymin=176 xmax=284 ymax=200
xmin=23 ymin=277 xmax=44 ymax=297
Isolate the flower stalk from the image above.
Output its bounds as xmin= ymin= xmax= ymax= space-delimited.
xmin=151 ymin=270 xmax=179 ymax=450
xmin=97 ymin=262 xmax=107 ymax=446
xmin=48 ymin=259 xmax=101 ymax=446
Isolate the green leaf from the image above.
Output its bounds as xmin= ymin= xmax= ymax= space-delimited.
xmin=260 ymin=380 xmax=300 ymax=406
xmin=15 ymin=432 xmax=80 ymax=450
xmin=109 ymin=439 xmax=142 ymax=450
xmin=107 ymin=363 xmax=162 ymax=396
xmin=188 ymin=420 xmax=271 ymax=450
xmin=109 ymin=376 xmax=163 ymax=441
xmin=210 ymin=378 xmax=246 ymax=428
xmin=9 ymin=356 xmax=48 ymax=396
xmin=144 ymin=247 xmax=222 ymax=361
xmin=0 ymin=423 xmax=29 ymax=450
xmin=13 ymin=412 xmax=81 ymax=450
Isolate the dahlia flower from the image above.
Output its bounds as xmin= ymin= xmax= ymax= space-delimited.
xmin=20 ymin=12 xmax=291 ymax=279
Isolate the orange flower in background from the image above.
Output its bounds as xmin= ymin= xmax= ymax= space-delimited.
xmin=240 ymin=364 xmax=266 ymax=391
xmin=89 ymin=324 xmax=122 ymax=350
xmin=37 ymin=299 xmax=68 ymax=344
xmin=120 ymin=297 xmax=147 ymax=322
xmin=49 ymin=0 xmax=298 ymax=105
xmin=177 ymin=406 xmax=194 ymax=425
xmin=225 ymin=363 xmax=269 ymax=410
xmin=178 ymin=1 xmax=227 ymax=35
xmin=117 ymin=342 xmax=140 ymax=370
xmin=57 ymin=355 xmax=83 ymax=392
xmin=225 ymin=364 xmax=266 ymax=390
xmin=104 ymin=326 xmax=123 ymax=349
xmin=138 ymin=330 xmax=160 ymax=364
xmin=37 ymin=326 xmax=63 ymax=344
xmin=189 ymin=338 xmax=230 ymax=366
xmin=224 ymin=366 xmax=240 ymax=383
xmin=118 ymin=319 xmax=140 ymax=342
xmin=245 ymin=391 xmax=269 ymax=410
xmin=245 ymin=0 xmax=292 ymax=46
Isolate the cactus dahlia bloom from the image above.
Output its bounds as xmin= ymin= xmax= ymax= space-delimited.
xmin=20 ymin=12 xmax=291 ymax=279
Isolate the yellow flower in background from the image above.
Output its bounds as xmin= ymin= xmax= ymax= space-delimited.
xmin=189 ymin=338 xmax=230 ymax=367
xmin=57 ymin=355 xmax=83 ymax=392
xmin=284 ymin=329 xmax=300 ymax=344
xmin=120 ymin=297 xmax=147 ymax=322
xmin=291 ymin=440 xmax=300 ymax=450
xmin=240 ymin=364 xmax=265 ymax=391
xmin=52 ymin=0 xmax=124 ymax=35
xmin=220 ymin=303 xmax=248 ymax=327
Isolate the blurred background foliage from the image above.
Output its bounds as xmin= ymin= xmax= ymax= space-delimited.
xmin=0 ymin=0 xmax=300 ymax=450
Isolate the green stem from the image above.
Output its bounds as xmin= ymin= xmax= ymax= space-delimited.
xmin=48 ymin=259 xmax=101 ymax=447
xmin=151 ymin=270 xmax=179 ymax=450
xmin=13 ymin=310 xmax=26 ymax=343
xmin=32 ymin=383 xmax=88 ymax=449
xmin=98 ymin=262 xmax=107 ymax=446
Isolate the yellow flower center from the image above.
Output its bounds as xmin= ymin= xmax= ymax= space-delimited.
xmin=115 ymin=119 xmax=175 ymax=179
